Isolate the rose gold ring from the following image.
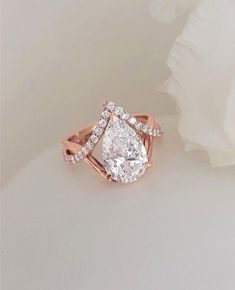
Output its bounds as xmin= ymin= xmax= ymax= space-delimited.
xmin=62 ymin=99 xmax=163 ymax=184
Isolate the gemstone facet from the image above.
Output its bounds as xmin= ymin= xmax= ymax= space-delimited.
xmin=102 ymin=118 xmax=148 ymax=183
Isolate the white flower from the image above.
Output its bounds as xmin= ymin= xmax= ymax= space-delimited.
xmin=150 ymin=0 xmax=200 ymax=23
xmin=166 ymin=0 xmax=235 ymax=166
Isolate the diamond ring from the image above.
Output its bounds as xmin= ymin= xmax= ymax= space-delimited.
xmin=63 ymin=99 xmax=163 ymax=184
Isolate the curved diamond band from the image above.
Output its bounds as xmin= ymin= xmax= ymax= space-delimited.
xmin=63 ymin=99 xmax=163 ymax=184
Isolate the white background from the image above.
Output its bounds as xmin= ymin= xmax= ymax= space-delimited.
xmin=2 ymin=1 xmax=235 ymax=290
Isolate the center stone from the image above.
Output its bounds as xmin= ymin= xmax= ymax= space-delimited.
xmin=102 ymin=118 xmax=148 ymax=183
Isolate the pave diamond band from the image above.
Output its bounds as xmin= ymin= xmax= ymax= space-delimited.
xmin=63 ymin=99 xmax=163 ymax=183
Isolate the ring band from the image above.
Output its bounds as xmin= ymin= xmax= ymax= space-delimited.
xmin=63 ymin=100 xmax=163 ymax=184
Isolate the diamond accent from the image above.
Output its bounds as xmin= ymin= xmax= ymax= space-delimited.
xmin=129 ymin=117 xmax=137 ymax=126
xmin=121 ymin=112 xmax=129 ymax=120
xmin=106 ymin=101 xmax=115 ymax=111
xmin=135 ymin=122 xmax=143 ymax=130
xmin=103 ymin=118 xmax=148 ymax=183
xmin=142 ymin=124 xmax=149 ymax=133
xmin=102 ymin=110 xmax=111 ymax=119
xmin=91 ymin=134 xmax=99 ymax=144
xmin=86 ymin=141 xmax=93 ymax=150
xmin=94 ymin=127 xmax=103 ymax=136
xmin=98 ymin=119 xmax=107 ymax=128
xmin=115 ymin=106 xmax=124 ymax=116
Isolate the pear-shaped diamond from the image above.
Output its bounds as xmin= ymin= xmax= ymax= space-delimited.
xmin=102 ymin=118 xmax=148 ymax=183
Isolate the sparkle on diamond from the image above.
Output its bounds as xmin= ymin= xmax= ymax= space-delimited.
xmin=102 ymin=118 xmax=148 ymax=183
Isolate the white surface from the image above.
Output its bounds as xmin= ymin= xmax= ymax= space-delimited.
xmin=2 ymin=116 xmax=235 ymax=290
